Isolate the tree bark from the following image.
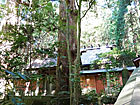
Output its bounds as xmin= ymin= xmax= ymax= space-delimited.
xmin=56 ymin=0 xmax=77 ymax=94
xmin=56 ymin=1 xmax=95 ymax=105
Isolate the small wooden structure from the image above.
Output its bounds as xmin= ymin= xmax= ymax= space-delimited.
xmin=13 ymin=46 xmax=136 ymax=96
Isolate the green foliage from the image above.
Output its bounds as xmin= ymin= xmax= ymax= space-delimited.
xmin=92 ymin=48 xmax=136 ymax=69
xmin=101 ymin=95 xmax=117 ymax=104
xmin=100 ymin=72 xmax=122 ymax=92
xmin=99 ymin=71 xmax=122 ymax=104
xmin=113 ymin=0 xmax=130 ymax=49
xmin=90 ymin=59 xmax=102 ymax=69
xmin=81 ymin=90 xmax=98 ymax=105
xmin=0 ymin=1 xmax=59 ymax=104
xmin=104 ymin=0 xmax=140 ymax=52
xmin=0 ymin=0 xmax=59 ymax=69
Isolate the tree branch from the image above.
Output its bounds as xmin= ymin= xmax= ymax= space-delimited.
xmin=81 ymin=0 xmax=96 ymax=19
xmin=76 ymin=0 xmax=80 ymax=8
xmin=16 ymin=0 xmax=30 ymax=7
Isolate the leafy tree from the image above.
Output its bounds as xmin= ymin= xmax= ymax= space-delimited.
xmin=0 ymin=0 xmax=58 ymax=70
xmin=0 ymin=0 xmax=59 ymax=102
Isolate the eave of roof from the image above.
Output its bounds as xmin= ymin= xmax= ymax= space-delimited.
xmin=80 ymin=67 xmax=136 ymax=74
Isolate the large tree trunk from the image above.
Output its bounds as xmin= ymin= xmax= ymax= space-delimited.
xmin=56 ymin=0 xmax=77 ymax=94
xmin=56 ymin=1 xmax=93 ymax=105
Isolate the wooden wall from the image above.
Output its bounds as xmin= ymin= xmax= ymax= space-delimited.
xmin=80 ymin=74 xmax=104 ymax=93
xmin=80 ymin=70 xmax=133 ymax=94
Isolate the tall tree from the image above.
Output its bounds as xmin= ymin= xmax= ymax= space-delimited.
xmin=0 ymin=0 xmax=58 ymax=97
xmin=56 ymin=0 xmax=77 ymax=93
xmin=115 ymin=0 xmax=131 ymax=50
xmin=57 ymin=0 xmax=95 ymax=105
